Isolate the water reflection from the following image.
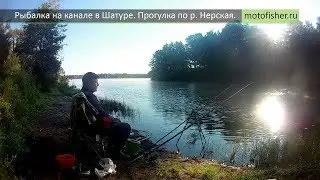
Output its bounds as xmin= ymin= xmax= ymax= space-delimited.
xmin=150 ymin=81 xmax=195 ymax=123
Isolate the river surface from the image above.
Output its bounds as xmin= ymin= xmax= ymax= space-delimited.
xmin=69 ymin=78 xmax=312 ymax=165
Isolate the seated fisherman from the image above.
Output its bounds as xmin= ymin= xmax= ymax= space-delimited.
xmin=80 ymin=72 xmax=131 ymax=157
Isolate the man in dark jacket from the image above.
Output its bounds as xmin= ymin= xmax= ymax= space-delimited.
xmin=81 ymin=72 xmax=131 ymax=157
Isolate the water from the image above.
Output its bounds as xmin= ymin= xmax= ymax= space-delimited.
xmin=69 ymin=78 xmax=312 ymax=165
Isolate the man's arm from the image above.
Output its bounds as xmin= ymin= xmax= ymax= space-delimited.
xmin=83 ymin=92 xmax=108 ymax=117
xmin=83 ymin=91 xmax=121 ymax=123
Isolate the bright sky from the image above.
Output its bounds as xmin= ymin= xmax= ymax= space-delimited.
xmin=1 ymin=0 xmax=319 ymax=75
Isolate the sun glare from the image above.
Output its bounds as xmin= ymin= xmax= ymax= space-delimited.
xmin=262 ymin=25 xmax=286 ymax=41
xmin=257 ymin=96 xmax=286 ymax=132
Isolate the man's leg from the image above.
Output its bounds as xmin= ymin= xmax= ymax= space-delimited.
xmin=73 ymin=137 xmax=91 ymax=175
xmin=109 ymin=122 xmax=131 ymax=156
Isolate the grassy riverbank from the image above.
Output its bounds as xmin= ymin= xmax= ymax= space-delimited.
xmin=130 ymin=151 xmax=320 ymax=180
xmin=0 ymin=78 xmax=77 ymax=178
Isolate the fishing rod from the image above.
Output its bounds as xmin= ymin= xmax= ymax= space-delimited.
xmin=220 ymin=82 xmax=254 ymax=103
xmin=82 ymin=134 xmax=104 ymax=160
xmin=129 ymin=109 xmax=209 ymax=165
xmin=194 ymin=82 xmax=254 ymax=158
xmin=214 ymin=84 xmax=233 ymax=100
xmin=129 ymin=82 xmax=255 ymax=165
xmin=175 ymin=116 xmax=192 ymax=153
xmin=152 ymin=117 xmax=190 ymax=146
xmin=175 ymin=110 xmax=206 ymax=153
xmin=128 ymin=121 xmax=194 ymax=165
xmin=197 ymin=117 xmax=207 ymax=149
xmin=176 ymin=109 xmax=207 ymax=154
xmin=142 ymin=110 xmax=198 ymax=152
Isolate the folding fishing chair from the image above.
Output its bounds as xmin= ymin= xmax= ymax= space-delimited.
xmin=69 ymin=92 xmax=153 ymax=166
xmin=69 ymin=92 xmax=109 ymax=167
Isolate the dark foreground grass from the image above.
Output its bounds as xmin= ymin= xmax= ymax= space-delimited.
xmin=0 ymin=65 xmax=79 ymax=179
xmin=0 ymin=74 xmax=53 ymax=178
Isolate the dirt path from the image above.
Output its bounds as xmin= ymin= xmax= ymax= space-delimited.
xmin=32 ymin=94 xmax=72 ymax=142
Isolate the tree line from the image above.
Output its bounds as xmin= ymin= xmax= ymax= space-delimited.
xmin=0 ymin=2 xmax=66 ymax=91
xmin=149 ymin=18 xmax=320 ymax=96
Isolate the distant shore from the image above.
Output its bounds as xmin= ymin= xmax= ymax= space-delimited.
xmin=66 ymin=73 xmax=150 ymax=79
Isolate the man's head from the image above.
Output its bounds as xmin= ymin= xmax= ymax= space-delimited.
xmin=82 ymin=72 xmax=99 ymax=92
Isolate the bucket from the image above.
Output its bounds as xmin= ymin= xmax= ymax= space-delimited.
xmin=55 ymin=154 xmax=76 ymax=169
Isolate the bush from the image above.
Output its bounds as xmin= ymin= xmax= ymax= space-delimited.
xmin=3 ymin=53 xmax=21 ymax=76
xmin=0 ymin=54 xmax=49 ymax=174
xmin=53 ymin=72 xmax=79 ymax=97
xmin=56 ymin=81 xmax=78 ymax=97
xmin=250 ymin=130 xmax=320 ymax=170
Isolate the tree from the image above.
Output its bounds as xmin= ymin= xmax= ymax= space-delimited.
xmin=7 ymin=28 xmax=23 ymax=53
xmin=0 ymin=24 xmax=10 ymax=71
xmin=149 ymin=17 xmax=320 ymax=86
xmin=149 ymin=41 xmax=189 ymax=80
xmin=185 ymin=33 xmax=205 ymax=69
xmin=18 ymin=2 xmax=66 ymax=91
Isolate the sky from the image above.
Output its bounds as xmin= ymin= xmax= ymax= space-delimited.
xmin=1 ymin=0 xmax=319 ymax=75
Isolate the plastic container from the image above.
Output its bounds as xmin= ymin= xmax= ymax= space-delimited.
xmin=99 ymin=158 xmax=117 ymax=174
xmin=123 ymin=139 xmax=141 ymax=155
xmin=55 ymin=154 xmax=76 ymax=169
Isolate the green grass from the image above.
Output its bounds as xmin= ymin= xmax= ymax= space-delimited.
xmin=157 ymin=159 xmax=184 ymax=178
xmin=0 ymin=81 xmax=50 ymax=178
xmin=153 ymin=152 xmax=320 ymax=180
xmin=0 ymin=54 xmax=58 ymax=178
xmin=101 ymin=98 xmax=136 ymax=118
xmin=155 ymin=156 xmax=267 ymax=180
xmin=249 ymin=130 xmax=320 ymax=170
xmin=56 ymin=84 xmax=79 ymax=97
xmin=0 ymin=73 xmax=48 ymax=156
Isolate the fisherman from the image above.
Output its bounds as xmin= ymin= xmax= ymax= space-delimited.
xmin=80 ymin=72 xmax=131 ymax=157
